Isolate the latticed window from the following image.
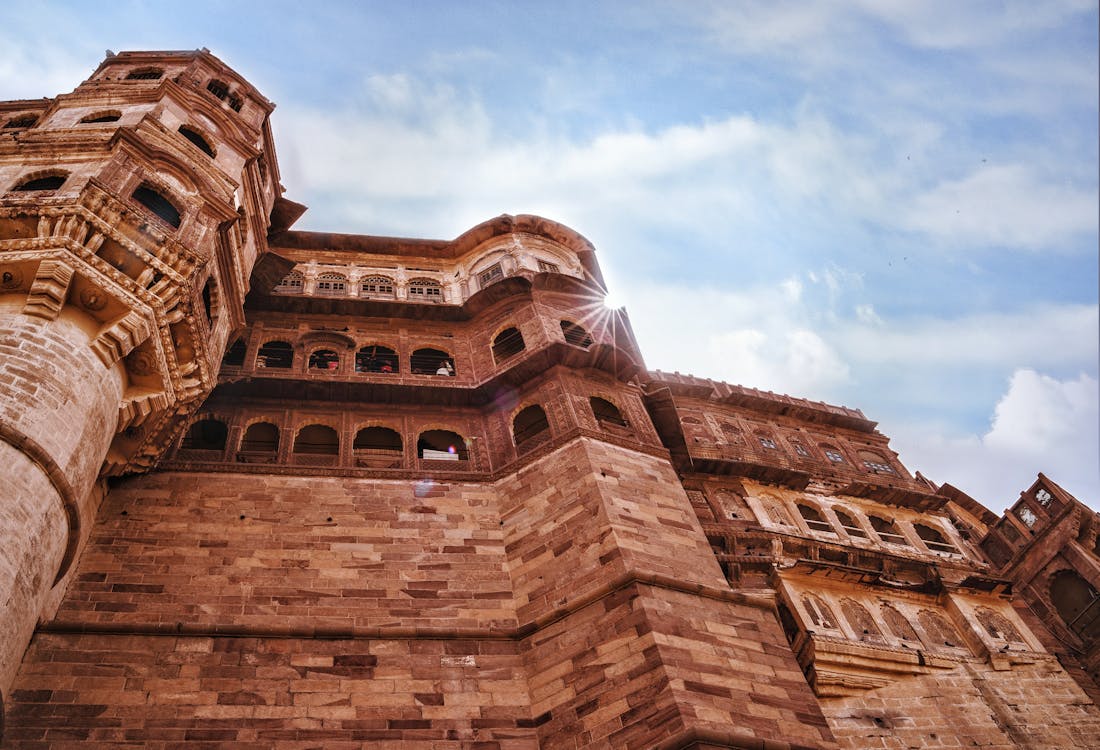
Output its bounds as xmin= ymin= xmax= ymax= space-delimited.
xmin=561 ymin=321 xmax=593 ymax=348
xmin=126 ymin=68 xmax=163 ymax=80
xmin=918 ymin=610 xmax=963 ymax=649
xmin=791 ymin=441 xmax=810 ymax=457
xmin=537 ymin=259 xmax=560 ymax=273
xmin=275 ymin=272 xmax=304 ymax=293
xmin=478 ymin=263 xmax=504 ymax=287
xmin=316 ymin=273 xmax=347 ymax=296
xmin=758 ymin=436 xmax=777 ymax=449
xmin=359 ymin=276 xmax=394 ymax=297
xmin=823 ymin=448 xmax=845 ymax=463
xmin=833 ymin=507 xmax=868 ymax=539
xmin=869 ymin=515 xmax=910 ymax=546
xmin=914 ymin=522 xmax=959 ymax=554
xmin=408 ymin=279 xmax=443 ymax=301
xmin=881 ymin=605 xmax=920 ymax=643
xmin=765 ymin=502 xmax=795 ymax=528
xmin=976 ymin=607 xmax=1024 ymax=643
xmin=841 ymin=599 xmax=884 ymax=642
xmin=802 ymin=594 xmax=838 ymax=629
xmin=863 ymin=460 xmax=895 ymax=473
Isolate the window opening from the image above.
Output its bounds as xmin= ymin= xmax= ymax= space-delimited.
xmin=914 ymin=523 xmax=959 ymax=554
xmin=869 ymin=515 xmax=910 ymax=546
xmin=275 ymin=272 xmax=304 ymax=293
xmin=353 ymin=427 xmax=403 ymax=468
xmin=207 ymin=79 xmax=230 ymax=100
xmin=308 ymin=349 xmax=339 ymax=371
xmin=181 ymin=419 xmax=227 ymax=451
xmin=560 ymin=321 xmax=593 ymax=348
xmin=833 ymin=507 xmax=868 ymax=539
xmin=791 ymin=441 xmax=810 ymax=457
xmin=492 ymin=326 xmax=526 ymax=363
xmin=1050 ymin=570 xmax=1100 ymax=638
xmin=411 ymin=348 xmax=453 ymax=376
xmin=359 ymin=275 xmax=394 ymax=298
xmin=222 ymin=338 xmax=247 ymax=367
xmin=294 ymin=424 xmax=339 ymax=455
xmin=240 ymin=422 xmax=278 ymax=453
xmin=513 ymin=405 xmax=551 ymax=451
xmin=841 ymin=599 xmax=884 ymax=642
xmin=758 ymin=436 xmax=777 ymax=449
xmin=881 ymin=605 xmax=920 ymax=643
xmin=14 ymin=174 xmax=65 ymax=191
xmin=1015 ymin=504 xmax=1038 ymax=528
xmin=537 ymin=259 xmax=560 ymax=273
xmin=80 ymin=111 xmax=121 ymax=124
xmin=3 ymin=114 xmax=38 ymax=129
xmin=863 ymin=459 xmax=896 ymax=474
xmin=590 ymin=397 xmax=628 ymax=428
xmin=823 ymin=447 xmax=846 ymax=463
xmin=201 ymin=278 xmax=215 ymax=325
xmin=1036 ymin=488 xmax=1053 ymax=507
xmin=257 ymin=340 xmax=293 ymax=369
xmin=355 ymin=345 xmax=398 ymax=373
xmin=315 ymin=273 xmax=347 ymax=296
xmin=478 ymin=263 xmax=504 ymax=287
xmin=133 ymin=185 xmax=181 ymax=228
xmin=178 ymin=126 xmax=215 ymax=157
xmin=917 ymin=610 xmax=963 ymax=649
xmin=797 ymin=504 xmax=835 ymax=534
xmin=802 ymin=594 xmax=837 ymax=629
xmin=408 ymin=278 xmax=443 ymax=301
xmin=126 ymin=68 xmax=163 ymax=80
xmin=765 ymin=502 xmax=795 ymax=528
xmin=417 ymin=430 xmax=468 ymax=461
xmin=976 ymin=607 xmax=1024 ymax=643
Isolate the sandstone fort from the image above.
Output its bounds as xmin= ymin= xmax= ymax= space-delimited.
xmin=0 ymin=49 xmax=1098 ymax=748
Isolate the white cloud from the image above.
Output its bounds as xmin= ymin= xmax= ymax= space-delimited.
xmin=901 ymin=165 xmax=1098 ymax=249
xmin=890 ymin=370 xmax=1099 ymax=510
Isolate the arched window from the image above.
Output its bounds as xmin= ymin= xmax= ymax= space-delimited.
xmin=353 ymin=427 xmax=403 ymax=468
xmin=355 ymin=345 xmax=398 ymax=374
xmin=417 ymin=430 xmax=468 ymax=461
xmin=881 ymin=605 xmax=920 ymax=644
xmin=80 ymin=110 xmax=121 ymax=124
xmin=719 ymin=422 xmax=741 ymax=443
xmin=917 ymin=610 xmax=963 ymax=650
xmin=315 ymin=272 xmax=347 ymax=296
xmin=833 ymin=507 xmax=868 ymax=539
xmin=757 ymin=432 xmax=778 ymax=450
xmin=13 ymin=173 xmax=66 ymax=191
xmin=201 ymin=278 xmax=217 ymax=325
xmin=257 ymin=340 xmax=293 ymax=369
xmin=513 ymin=405 xmax=550 ymax=452
xmin=537 ymin=259 xmax=560 ymax=273
xmin=275 ymin=272 xmax=304 ymax=293
xmin=239 ymin=422 xmax=278 ymax=455
xmin=132 ymin=185 xmax=181 ymax=229
xmin=294 ymin=424 xmax=339 ymax=455
xmin=841 ymin=599 xmax=884 ymax=642
xmin=1050 ymin=570 xmax=1100 ymax=638
xmin=764 ymin=502 xmax=795 ymax=528
xmin=914 ymin=522 xmax=959 ymax=554
xmin=802 ymin=594 xmax=838 ymax=630
xmin=821 ymin=445 xmax=846 ymax=464
xmin=492 ymin=327 xmax=525 ymax=363
xmin=590 ymin=397 xmax=628 ymax=428
xmin=869 ymin=515 xmax=910 ymax=546
xmin=411 ymin=348 xmax=453 ymax=376
xmin=3 ymin=114 xmax=38 ymax=129
xmin=181 ymin=418 xmax=227 ymax=451
xmin=178 ymin=126 xmax=215 ymax=157
xmin=477 ymin=263 xmax=504 ymax=288
xmin=207 ymin=79 xmax=230 ymax=100
xmin=560 ymin=320 xmax=593 ymax=348
xmin=126 ymin=67 xmax=163 ymax=80
xmin=797 ymin=504 xmax=835 ymax=535
xmin=408 ymin=278 xmax=443 ymax=301
xmin=308 ymin=349 xmax=339 ymax=371
xmin=789 ymin=440 xmax=810 ymax=457
xmin=975 ymin=607 xmax=1024 ymax=643
xmin=222 ymin=338 xmax=247 ymax=367
xmin=859 ymin=451 xmax=896 ymax=474
xmin=360 ymin=275 xmax=394 ymax=298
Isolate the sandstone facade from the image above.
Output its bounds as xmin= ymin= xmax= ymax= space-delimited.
xmin=1 ymin=49 xmax=1098 ymax=749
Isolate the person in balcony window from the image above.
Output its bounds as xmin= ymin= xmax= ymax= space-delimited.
xmin=436 ymin=360 xmax=454 ymax=376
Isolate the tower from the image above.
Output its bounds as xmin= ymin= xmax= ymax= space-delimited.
xmin=0 ymin=49 xmax=283 ymax=695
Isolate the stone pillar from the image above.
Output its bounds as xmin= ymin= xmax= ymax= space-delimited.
xmin=0 ymin=303 xmax=124 ymax=694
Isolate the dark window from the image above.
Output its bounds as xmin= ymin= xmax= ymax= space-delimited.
xmin=80 ymin=111 xmax=121 ymax=124
xmin=14 ymin=174 xmax=65 ymax=191
xmin=316 ymin=273 xmax=347 ymax=295
xmin=133 ymin=185 xmax=181 ymax=228
xmin=354 ymin=426 xmax=402 ymax=452
xmin=360 ymin=276 xmax=394 ymax=298
xmin=126 ymin=68 xmax=163 ymax=80
xmin=492 ymin=327 xmax=525 ymax=363
xmin=257 ymin=340 xmax=293 ymax=369
xmin=408 ymin=279 xmax=443 ymax=301
xmin=914 ymin=523 xmax=959 ymax=554
xmin=3 ymin=114 xmax=38 ymax=129
xmin=181 ymin=419 xmax=227 ymax=451
xmin=478 ymin=263 xmax=504 ymax=287
xmin=201 ymin=278 xmax=215 ymax=324
xmin=222 ymin=338 xmax=247 ymax=367
xmin=308 ymin=349 xmax=339 ymax=371
xmin=417 ymin=430 xmax=468 ymax=461
xmin=590 ymin=397 xmax=628 ymax=428
xmin=178 ymin=126 xmax=215 ymax=157
xmin=1050 ymin=570 xmax=1100 ymax=638
xmin=869 ymin=515 xmax=910 ymax=546
xmin=833 ymin=508 xmax=868 ymax=539
xmin=798 ymin=504 xmax=835 ymax=534
xmin=294 ymin=424 xmax=339 ymax=455
xmin=240 ymin=422 xmax=278 ymax=453
xmin=411 ymin=348 xmax=453 ymax=376
xmin=355 ymin=345 xmax=398 ymax=373
xmin=207 ymin=79 xmax=230 ymax=100
xmin=560 ymin=321 xmax=593 ymax=348
xmin=537 ymin=259 xmax=560 ymax=273
xmin=513 ymin=405 xmax=550 ymax=451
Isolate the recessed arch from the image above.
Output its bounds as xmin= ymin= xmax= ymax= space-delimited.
xmin=275 ymin=271 xmax=304 ymax=293
xmin=126 ymin=67 xmax=163 ymax=80
xmin=257 ymin=340 xmax=293 ymax=369
xmin=797 ymin=503 xmax=835 ymax=535
xmin=360 ymin=275 xmax=394 ymax=298
xmin=1050 ymin=570 xmax=1100 ymax=638
xmin=513 ymin=404 xmax=550 ymax=452
xmin=411 ymin=348 xmax=453 ymax=376
xmin=178 ymin=125 xmax=216 ymax=157
xmin=917 ymin=610 xmax=964 ymax=650
xmin=408 ymin=278 xmax=443 ymax=302
xmin=181 ymin=418 xmax=227 ymax=451
xmin=294 ymin=424 xmax=339 ymax=455
xmin=914 ymin=522 xmax=959 ymax=554
xmin=132 ymin=184 xmax=182 ymax=229
xmin=833 ymin=507 xmax=868 ymax=539
xmin=881 ymin=604 xmax=920 ymax=644
xmin=3 ymin=113 xmax=38 ymax=129
xmin=308 ymin=348 xmax=340 ymax=371
xmin=869 ymin=515 xmax=910 ymax=546
xmin=222 ymin=338 xmax=247 ymax=367
xmin=80 ymin=110 xmax=121 ymax=124
xmin=353 ymin=426 xmax=403 ymax=468
xmin=316 ymin=272 xmax=347 ymax=296
xmin=590 ymin=396 xmax=628 ymax=428
xmin=12 ymin=172 xmax=67 ymax=192
xmin=417 ymin=429 xmax=468 ymax=461
xmin=355 ymin=345 xmax=398 ymax=373
xmin=802 ymin=594 xmax=838 ymax=630
xmin=492 ymin=326 xmax=525 ymax=363
xmin=840 ymin=599 xmax=884 ymax=643
xmin=560 ymin=320 xmax=593 ymax=348
xmin=239 ymin=422 xmax=279 ymax=454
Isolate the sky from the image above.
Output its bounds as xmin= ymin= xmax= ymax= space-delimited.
xmin=2 ymin=1 xmax=1097 ymax=513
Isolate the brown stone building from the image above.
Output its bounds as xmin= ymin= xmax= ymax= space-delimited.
xmin=0 ymin=49 xmax=1098 ymax=748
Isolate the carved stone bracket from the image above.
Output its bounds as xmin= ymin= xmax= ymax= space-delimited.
xmin=23 ymin=259 xmax=74 ymax=321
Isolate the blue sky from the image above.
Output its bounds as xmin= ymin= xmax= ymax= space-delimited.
xmin=3 ymin=1 xmax=1097 ymax=511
